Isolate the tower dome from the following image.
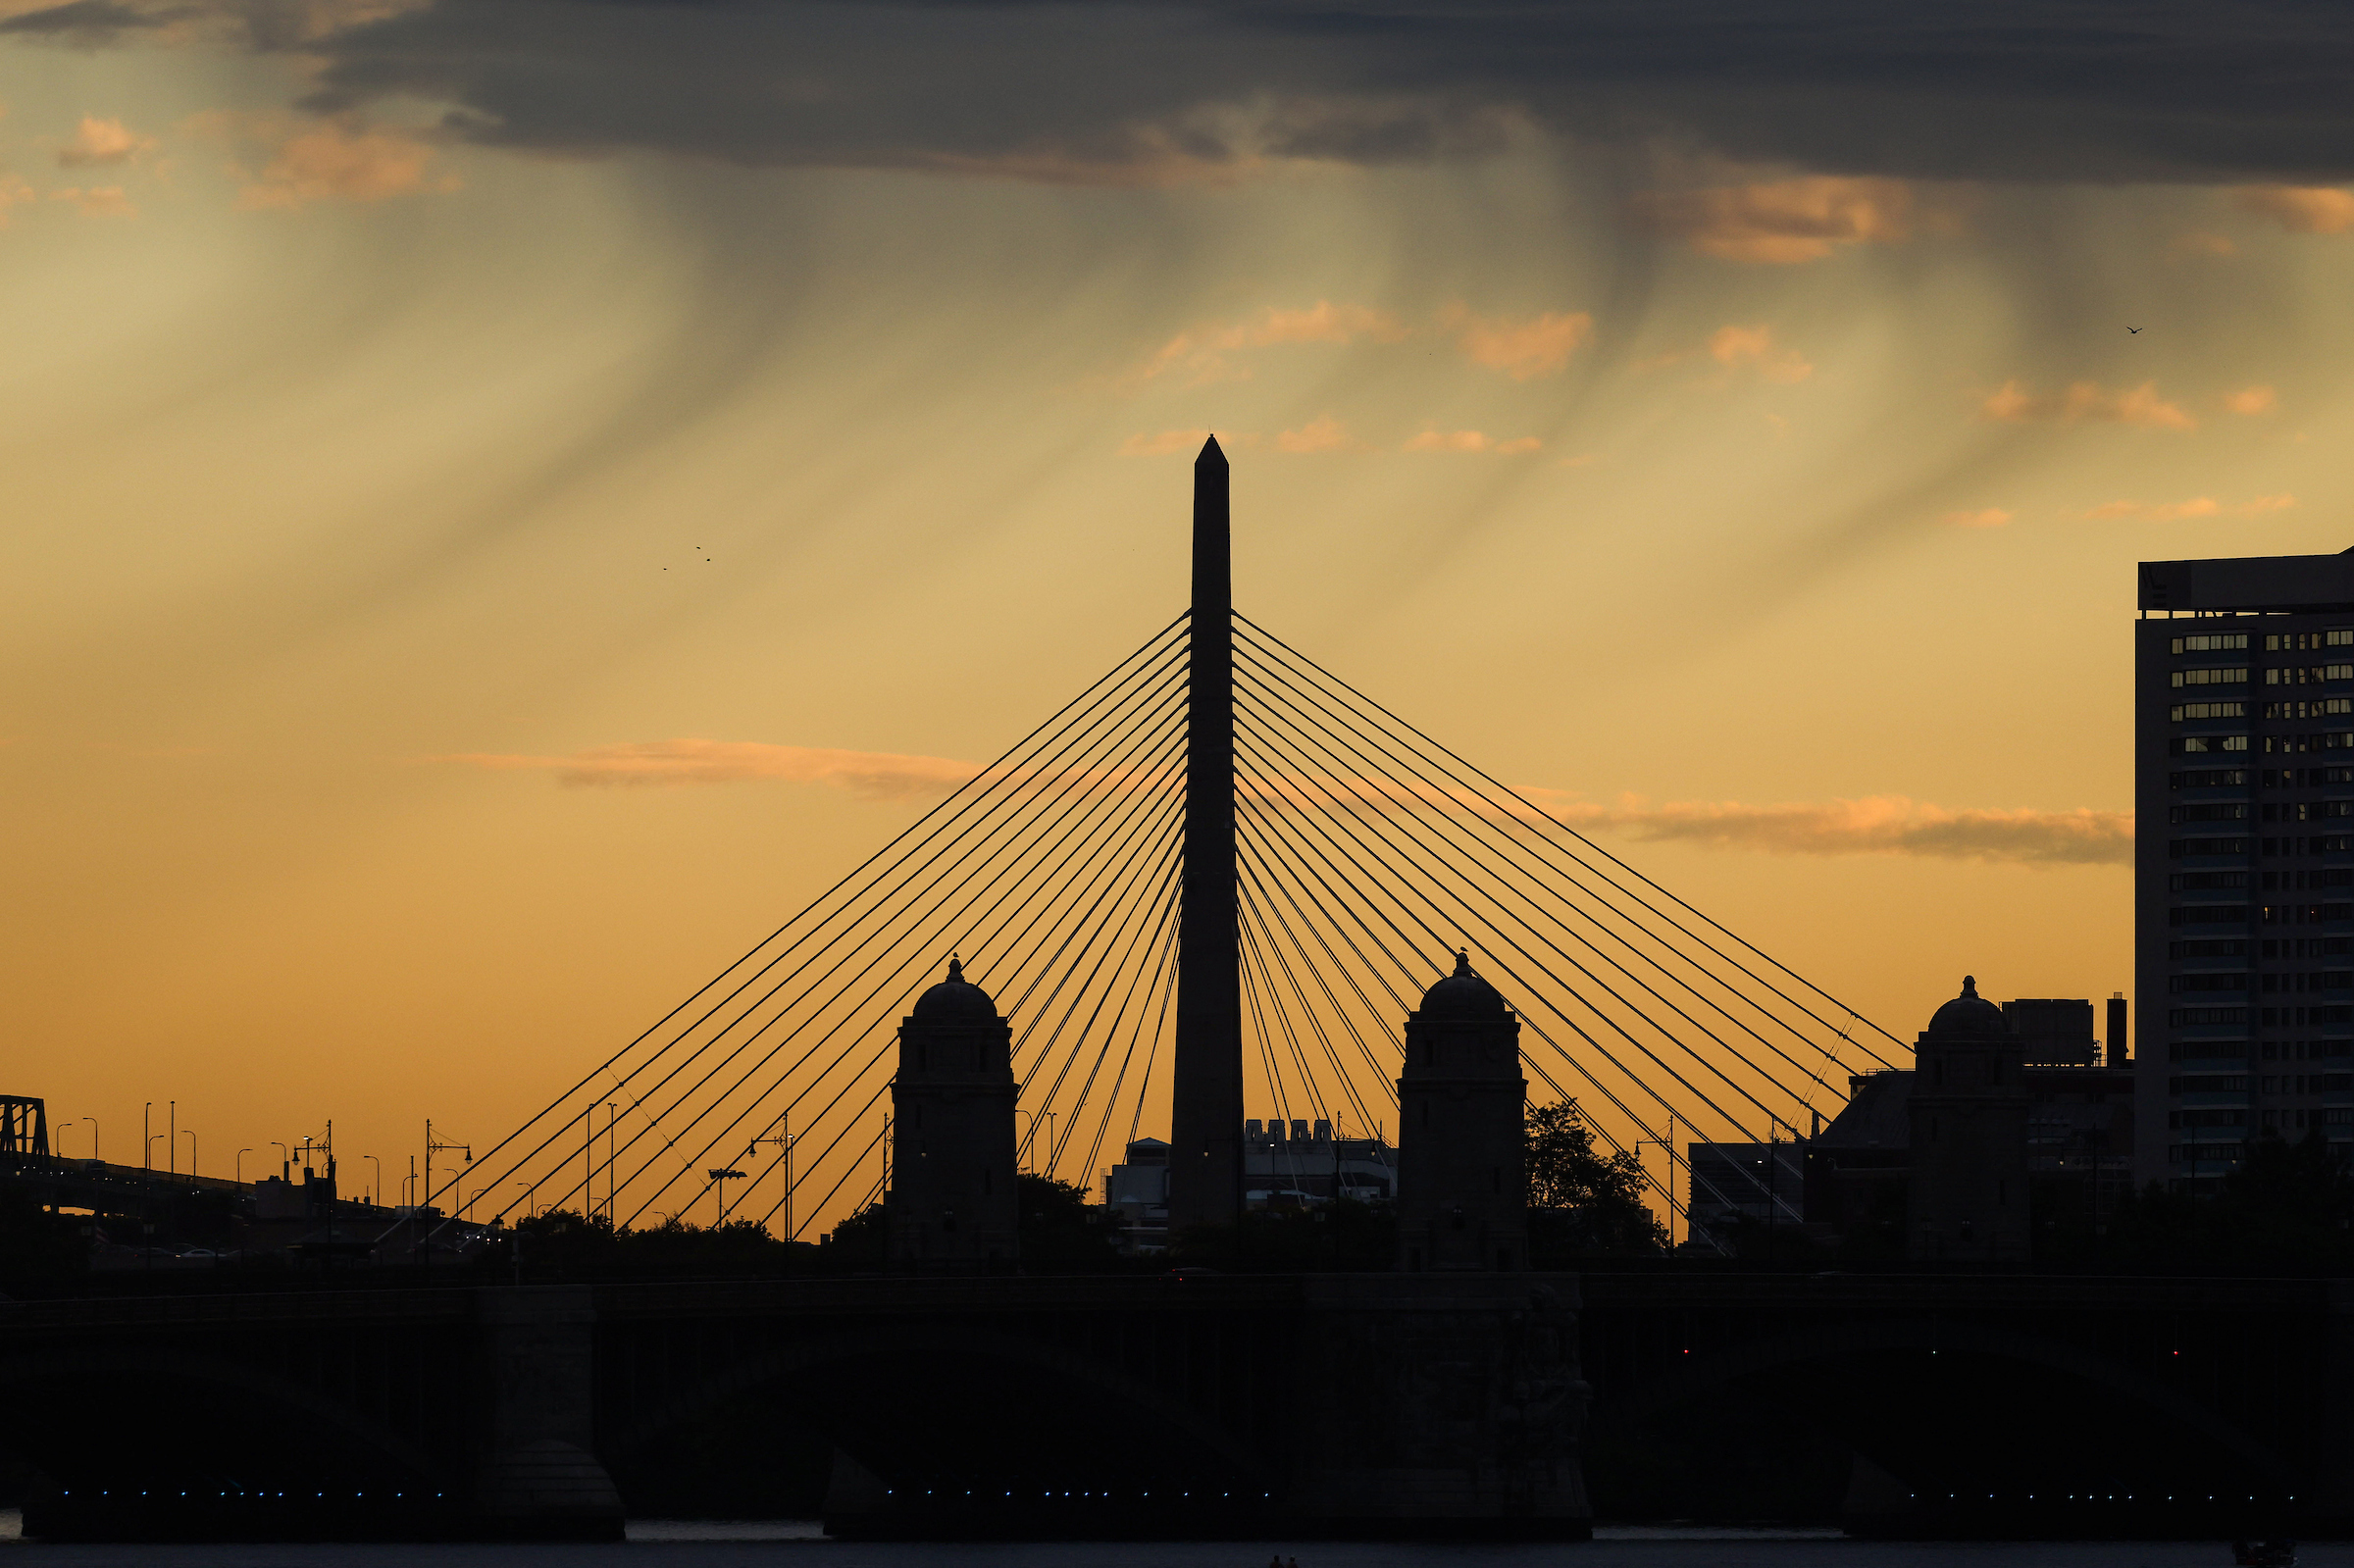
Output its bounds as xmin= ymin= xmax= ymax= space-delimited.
xmin=911 ymin=957 xmax=998 ymax=1024
xmin=1925 ymin=975 xmax=2010 ymax=1039
xmin=1417 ymin=950 xmax=1510 ymax=1021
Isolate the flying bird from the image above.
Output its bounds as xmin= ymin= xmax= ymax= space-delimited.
xmin=2127 ymin=326 xmax=2142 ymax=334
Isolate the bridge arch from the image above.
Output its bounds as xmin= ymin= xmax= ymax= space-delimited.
xmin=0 ymin=1342 xmax=453 ymax=1535
xmin=1587 ymin=1312 xmax=2288 ymax=1518
xmin=602 ymin=1319 xmax=1269 ymax=1518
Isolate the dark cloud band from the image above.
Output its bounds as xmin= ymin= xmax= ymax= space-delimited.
xmin=17 ymin=0 xmax=2354 ymax=183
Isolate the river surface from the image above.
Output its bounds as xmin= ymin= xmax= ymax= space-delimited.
xmin=0 ymin=1517 xmax=2342 ymax=1568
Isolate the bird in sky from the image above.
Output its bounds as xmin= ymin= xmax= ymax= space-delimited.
xmin=2127 ymin=326 xmax=2143 ymax=334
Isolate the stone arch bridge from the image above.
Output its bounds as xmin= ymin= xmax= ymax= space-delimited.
xmin=1 ymin=1271 xmax=2347 ymax=1541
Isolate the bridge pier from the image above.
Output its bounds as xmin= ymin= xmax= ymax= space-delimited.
xmin=471 ymin=1287 xmax=623 ymax=1541
xmin=1283 ymin=1277 xmax=1590 ymax=1539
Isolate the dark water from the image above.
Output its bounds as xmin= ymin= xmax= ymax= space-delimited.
xmin=0 ymin=1517 xmax=2340 ymax=1568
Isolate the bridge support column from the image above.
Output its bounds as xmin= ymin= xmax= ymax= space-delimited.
xmin=1285 ymin=1276 xmax=1591 ymax=1539
xmin=473 ymin=1286 xmax=624 ymax=1541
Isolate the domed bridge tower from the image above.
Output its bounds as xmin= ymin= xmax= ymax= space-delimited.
xmin=890 ymin=958 xmax=1020 ymax=1270
xmin=1396 ymin=951 xmax=1528 ymax=1272
xmin=1906 ymin=975 xmax=2030 ymax=1263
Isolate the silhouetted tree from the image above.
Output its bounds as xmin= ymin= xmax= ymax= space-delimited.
xmin=0 ymin=1189 xmax=84 ymax=1281
xmin=1525 ymin=1098 xmax=1668 ymax=1259
xmin=2106 ymin=1132 xmax=2354 ymax=1272
xmin=1017 ymin=1173 xmax=1120 ymax=1267
xmin=820 ymin=1200 xmax=889 ymax=1267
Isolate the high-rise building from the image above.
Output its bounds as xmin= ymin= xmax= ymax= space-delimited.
xmin=2137 ymin=552 xmax=2354 ymax=1190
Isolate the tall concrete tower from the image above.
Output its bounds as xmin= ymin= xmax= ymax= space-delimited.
xmin=1906 ymin=975 xmax=2030 ymax=1263
xmin=1396 ymin=951 xmax=1528 ymax=1272
xmin=889 ymin=958 xmax=1020 ymax=1269
xmin=1167 ymin=437 xmax=1243 ymax=1234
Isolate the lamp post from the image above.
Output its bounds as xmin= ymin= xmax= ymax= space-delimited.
xmin=236 ymin=1147 xmax=252 ymax=1185
xmin=81 ymin=1117 xmax=97 ymax=1166
xmin=179 ymin=1129 xmax=195 ymax=1181
xmin=147 ymin=1134 xmax=165 ymax=1168
xmin=366 ymin=1155 xmax=383 ymax=1209
xmin=169 ymin=1101 xmax=176 ymax=1178
xmin=1635 ymin=1138 xmax=1673 ymax=1249
xmin=271 ymin=1140 xmax=289 ymax=1177
xmin=708 ymin=1167 xmax=747 ymax=1225
xmin=143 ymin=1103 xmax=152 ymax=1170
xmin=1014 ymin=1108 xmax=1038 ymax=1174
xmin=605 ymin=1102 xmax=618 ymax=1222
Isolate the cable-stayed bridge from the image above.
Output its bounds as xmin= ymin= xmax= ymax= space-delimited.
xmin=7 ymin=446 xmax=2341 ymax=1546
xmin=440 ymin=439 xmax=1904 ymax=1250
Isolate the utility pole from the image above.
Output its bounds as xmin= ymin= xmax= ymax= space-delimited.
xmin=1168 ymin=435 xmax=1243 ymax=1235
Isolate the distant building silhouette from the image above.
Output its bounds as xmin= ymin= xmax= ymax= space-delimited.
xmin=2002 ymin=997 xmax=2100 ymax=1065
xmin=1906 ymin=976 xmax=2030 ymax=1262
xmin=1103 ymin=1122 xmax=1399 ymax=1254
xmin=889 ymin=959 xmax=1019 ymax=1269
xmin=1244 ymin=1118 xmax=1396 ymax=1209
xmin=2136 ymin=552 xmax=2354 ymax=1191
xmin=1685 ymin=1140 xmax=1803 ymax=1239
xmin=1396 ymin=951 xmax=1526 ymax=1272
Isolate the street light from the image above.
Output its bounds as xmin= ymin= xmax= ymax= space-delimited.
xmin=179 ymin=1129 xmax=195 ymax=1180
xmin=366 ymin=1155 xmax=383 ymax=1208
xmin=147 ymin=1134 xmax=166 ymax=1169
xmin=708 ymin=1167 xmax=747 ymax=1225
xmin=81 ymin=1117 xmax=97 ymax=1165
xmin=236 ymin=1147 xmax=253 ymax=1185
xmin=271 ymin=1140 xmax=289 ymax=1176
xmin=143 ymin=1103 xmax=153 ymax=1170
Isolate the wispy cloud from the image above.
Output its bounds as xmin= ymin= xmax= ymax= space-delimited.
xmin=57 ymin=115 xmax=155 ymax=168
xmin=51 ymin=184 xmax=134 ymax=217
xmin=441 ymin=739 xmax=981 ymax=796
xmin=2233 ymin=185 xmax=2354 ymax=235
xmin=2225 ymin=384 xmax=2277 ymax=415
xmin=1402 ymin=428 xmax=1540 ymax=454
xmin=211 ymin=116 xmax=453 ymax=211
xmin=1134 ymin=299 xmax=1408 ymax=386
xmin=1274 ymin=414 xmax=1361 ymax=453
xmin=1442 ymin=305 xmax=1591 ymax=379
xmin=1707 ymin=323 xmax=1812 ymax=383
xmin=1943 ymin=507 xmax=2013 ymax=529
xmin=2081 ymin=493 xmax=2296 ymax=522
xmin=0 ymin=172 xmax=37 ymax=224
xmin=1118 ymin=427 xmax=1260 ymax=457
xmin=458 ymin=742 xmax=2125 ymax=868
xmin=1628 ymin=177 xmax=1913 ymax=264
xmin=1534 ymin=792 xmax=2131 ymax=867
xmin=1981 ymin=379 xmax=2195 ymax=430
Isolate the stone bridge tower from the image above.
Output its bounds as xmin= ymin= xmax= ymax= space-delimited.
xmin=1907 ymin=975 xmax=2030 ymax=1262
xmin=890 ymin=959 xmax=1019 ymax=1269
xmin=1397 ymin=951 xmax=1528 ymax=1272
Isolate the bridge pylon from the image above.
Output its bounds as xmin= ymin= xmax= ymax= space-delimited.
xmin=1167 ymin=435 xmax=1243 ymax=1233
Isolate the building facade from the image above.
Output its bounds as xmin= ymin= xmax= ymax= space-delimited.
xmin=889 ymin=958 xmax=1020 ymax=1269
xmin=1395 ymin=951 xmax=1527 ymax=1272
xmin=2137 ymin=553 xmax=2354 ymax=1189
xmin=1906 ymin=977 xmax=2031 ymax=1262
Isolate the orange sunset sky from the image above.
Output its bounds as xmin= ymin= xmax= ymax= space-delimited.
xmin=3 ymin=1 xmax=2351 ymax=1230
